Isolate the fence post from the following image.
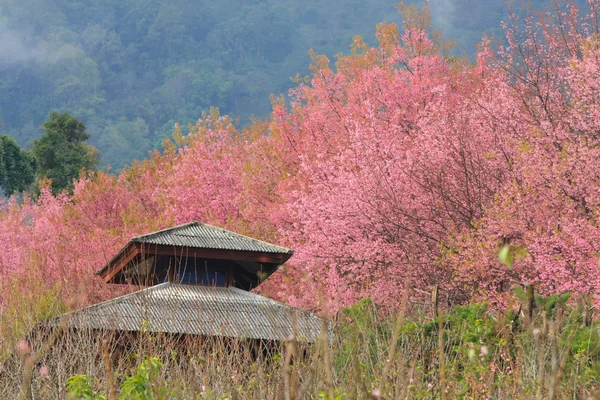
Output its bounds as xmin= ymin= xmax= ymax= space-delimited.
xmin=432 ymin=285 xmax=439 ymax=319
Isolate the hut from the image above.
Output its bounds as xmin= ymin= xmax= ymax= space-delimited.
xmin=51 ymin=222 xmax=325 ymax=343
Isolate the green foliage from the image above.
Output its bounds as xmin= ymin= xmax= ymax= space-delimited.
xmin=32 ymin=112 xmax=99 ymax=194
xmin=66 ymin=357 xmax=169 ymax=400
xmin=498 ymin=245 xmax=512 ymax=269
xmin=570 ymin=323 xmax=600 ymax=358
xmin=339 ymin=297 xmax=379 ymax=332
xmin=98 ymin=117 xmax=150 ymax=171
xmin=335 ymin=298 xmax=388 ymax=375
xmin=537 ymin=292 xmax=572 ymax=318
xmin=66 ymin=375 xmax=106 ymax=400
xmin=0 ymin=134 xmax=37 ymax=196
xmin=0 ymin=0 xmax=588 ymax=170
xmin=32 ymin=294 xmax=600 ymax=398
xmin=120 ymin=357 xmax=169 ymax=399
xmin=445 ymin=303 xmax=494 ymax=344
xmin=317 ymin=389 xmax=346 ymax=399
xmin=512 ymin=285 xmax=572 ymax=319
xmin=329 ymin=292 xmax=600 ymax=397
xmin=0 ymin=0 xmax=405 ymax=170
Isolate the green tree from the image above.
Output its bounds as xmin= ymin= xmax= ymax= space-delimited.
xmin=32 ymin=112 xmax=99 ymax=194
xmin=98 ymin=117 xmax=150 ymax=170
xmin=0 ymin=135 xmax=37 ymax=196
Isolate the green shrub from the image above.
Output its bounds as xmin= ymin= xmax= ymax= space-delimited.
xmin=66 ymin=375 xmax=106 ymax=400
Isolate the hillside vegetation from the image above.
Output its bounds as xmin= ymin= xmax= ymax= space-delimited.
xmin=0 ymin=0 xmax=400 ymax=169
xmin=0 ymin=0 xmax=586 ymax=169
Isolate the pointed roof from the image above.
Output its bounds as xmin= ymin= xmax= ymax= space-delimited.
xmin=96 ymin=221 xmax=293 ymax=282
xmin=48 ymin=283 xmax=327 ymax=342
xmin=128 ymin=221 xmax=292 ymax=254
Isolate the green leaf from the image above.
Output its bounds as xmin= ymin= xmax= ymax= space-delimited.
xmin=498 ymin=245 xmax=512 ymax=269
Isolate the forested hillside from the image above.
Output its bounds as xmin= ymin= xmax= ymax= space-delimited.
xmin=0 ymin=0 xmax=586 ymax=169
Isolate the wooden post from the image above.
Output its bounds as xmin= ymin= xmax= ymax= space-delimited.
xmin=582 ymin=294 xmax=593 ymax=327
xmin=438 ymin=309 xmax=447 ymax=400
xmin=432 ymin=285 xmax=439 ymax=319
xmin=102 ymin=338 xmax=117 ymax=400
xmin=526 ymin=284 xmax=535 ymax=325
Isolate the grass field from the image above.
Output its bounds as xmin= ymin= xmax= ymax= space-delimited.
xmin=1 ymin=288 xmax=599 ymax=399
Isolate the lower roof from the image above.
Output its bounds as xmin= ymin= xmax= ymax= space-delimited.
xmin=51 ymin=283 xmax=327 ymax=343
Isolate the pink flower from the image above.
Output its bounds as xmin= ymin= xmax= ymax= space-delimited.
xmin=39 ymin=365 xmax=49 ymax=377
xmin=16 ymin=340 xmax=31 ymax=355
xmin=480 ymin=346 xmax=489 ymax=356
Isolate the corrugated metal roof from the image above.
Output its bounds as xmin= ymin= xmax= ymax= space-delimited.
xmin=53 ymin=283 xmax=327 ymax=342
xmin=132 ymin=221 xmax=292 ymax=254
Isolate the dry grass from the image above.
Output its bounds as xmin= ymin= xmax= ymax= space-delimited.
xmin=1 ymin=288 xmax=599 ymax=399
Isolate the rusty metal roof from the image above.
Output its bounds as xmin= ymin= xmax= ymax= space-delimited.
xmin=53 ymin=283 xmax=326 ymax=342
xmin=132 ymin=221 xmax=292 ymax=254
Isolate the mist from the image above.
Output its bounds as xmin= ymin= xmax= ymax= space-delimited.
xmin=428 ymin=0 xmax=455 ymax=33
xmin=0 ymin=19 xmax=63 ymax=65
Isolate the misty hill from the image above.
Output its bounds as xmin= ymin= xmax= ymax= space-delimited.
xmin=0 ymin=0 xmax=587 ymax=169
